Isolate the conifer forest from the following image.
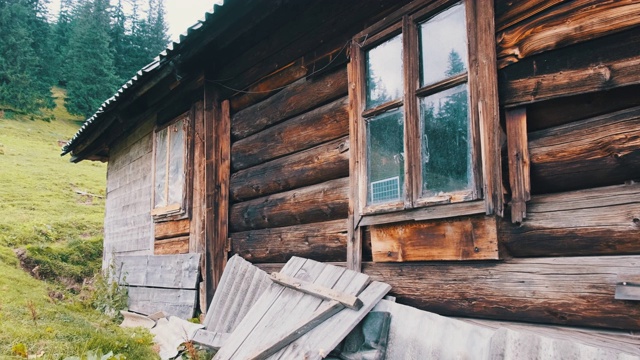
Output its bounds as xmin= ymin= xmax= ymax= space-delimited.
xmin=0 ymin=0 xmax=170 ymax=117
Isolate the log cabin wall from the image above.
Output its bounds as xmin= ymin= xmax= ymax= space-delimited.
xmin=103 ymin=115 xmax=155 ymax=265
xmin=212 ymin=0 xmax=413 ymax=264
xmin=360 ymin=0 xmax=640 ymax=332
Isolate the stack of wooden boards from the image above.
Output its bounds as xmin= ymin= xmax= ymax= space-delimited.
xmin=195 ymin=255 xmax=391 ymax=360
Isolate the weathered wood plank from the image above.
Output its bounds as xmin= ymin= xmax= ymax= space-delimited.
xmin=500 ymin=183 xmax=640 ymax=257
xmin=229 ymin=178 xmax=349 ymax=232
xmin=127 ymin=287 xmax=197 ymax=319
xmin=363 ymin=255 xmax=640 ymax=330
xmin=505 ymin=107 xmax=530 ymax=223
xmin=276 ymin=281 xmax=391 ymax=360
xmin=231 ymin=68 xmax=347 ymax=140
xmin=214 ymin=258 xmax=326 ymax=359
xmin=529 ymin=105 xmax=640 ymax=193
xmin=155 ymin=219 xmax=190 ymax=240
xmin=154 ymin=236 xmax=190 ymax=255
xmin=229 ymin=59 xmax=308 ymax=113
xmin=371 ymin=216 xmax=499 ymax=262
xmin=502 ymin=55 xmax=640 ymax=107
xmin=497 ymin=0 xmax=640 ymax=68
xmin=203 ymin=76 xmax=217 ymax=307
xmin=190 ymin=100 xmax=206 ymax=258
xmin=615 ymin=273 xmax=640 ymax=301
xmin=269 ymin=273 xmax=362 ymax=309
xmin=115 ymin=253 xmax=201 ymax=289
xmin=213 ymin=100 xmax=231 ymax=293
xmin=247 ymin=301 xmax=344 ymax=360
xmin=230 ymin=220 xmax=347 ymax=263
xmin=230 ymin=137 xmax=349 ymax=202
xmin=203 ymin=255 xmax=271 ymax=335
xmin=475 ymin=0 xmax=503 ymax=217
xmin=231 ymin=97 xmax=349 ymax=171
xmin=192 ymin=329 xmax=230 ymax=350
xmin=495 ymin=0 xmax=567 ymax=32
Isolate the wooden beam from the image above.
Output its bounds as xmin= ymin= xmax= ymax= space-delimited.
xmin=213 ymin=100 xmax=231 ymax=293
xmin=203 ymin=78 xmax=217 ymax=308
xmin=231 ymin=97 xmax=348 ymax=171
xmin=189 ymin=100 xmax=206 ymax=257
xmin=229 ymin=178 xmax=349 ymax=232
xmin=269 ymin=273 xmax=362 ymax=310
xmin=229 ymin=59 xmax=308 ymax=113
xmin=494 ymin=0 xmax=567 ymax=32
xmin=346 ymin=41 xmax=364 ymax=273
xmin=505 ymin=107 xmax=530 ymax=223
xmin=231 ymin=68 xmax=347 ymax=141
xmin=248 ymin=300 xmax=344 ymax=360
xmin=497 ymin=0 xmax=640 ymax=68
xmin=154 ymin=237 xmax=189 ymax=255
xmin=529 ymin=105 xmax=640 ymax=194
xmin=500 ymin=183 xmax=640 ymax=257
xmin=230 ymin=220 xmax=347 ymax=263
xmin=615 ymin=274 xmax=640 ymax=301
xmin=363 ymin=255 xmax=640 ymax=331
xmin=155 ymin=219 xmax=190 ymax=240
xmin=230 ymin=134 xmax=348 ymax=200
xmin=370 ymin=216 xmax=499 ymax=262
xmin=474 ymin=0 xmax=503 ymax=217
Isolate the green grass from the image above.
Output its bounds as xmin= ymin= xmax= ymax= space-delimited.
xmin=0 ymin=88 xmax=159 ymax=359
xmin=0 ymin=87 xmax=106 ymax=248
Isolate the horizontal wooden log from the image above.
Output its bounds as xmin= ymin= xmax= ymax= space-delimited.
xmin=229 ymin=178 xmax=349 ymax=232
xmin=230 ymin=219 xmax=347 ymax=263
xmin=500 ymin=183 xmax=640 ymax=257
xmin=229 ymin=59 xmax=308 ymax=113
xmin=154 ymin=237 xmax=190 ymax=255
xmin=230 ymin=137 xmax=349 ymax=202
xmin=115 ymin=253 xmax=200 ymax=289
xmin=502 ymin=55 xmax=640 ymax=108
xmin=363 ymin=255 xmax=640 ymax=331
xmin=495 ymin=0 xmax=566 ymax=32
xmin=371 ymin=216 xmax=499 ymax=262
xmin=529 ymin=105 xmax=640 ymax=193
xmin=525 ymin=83 xmax=640 ymax=132
xmin=231 ymin=97 xmax=349 ymax=171
xmin=155 ymin=219 xmax=190 ymax=240
xmin=497 ymin=0 xmax=640 ymax=68
xmin=128 ymin=287 xmax=198 ymax=319
xmin=231 ymin=68 xmax=347 ymax=140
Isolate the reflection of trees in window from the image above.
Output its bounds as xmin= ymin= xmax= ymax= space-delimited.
xmin=367 ymin=107 xmax=404 ymax=203
xmin=421 ymin=50 xmax=471 ymax=195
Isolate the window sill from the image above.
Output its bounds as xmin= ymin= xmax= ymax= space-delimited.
xmin=359 ymin=200 xmax=485 ymax=227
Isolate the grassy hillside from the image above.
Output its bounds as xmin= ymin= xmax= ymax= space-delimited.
xmin=0 ymin=88 xmax=159 ymax=359
xmin=0 ymin=87 xmax=105 ymax=248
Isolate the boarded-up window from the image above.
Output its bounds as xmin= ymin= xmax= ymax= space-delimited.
xmin=152 ymin=114 xmax=188 ymax=217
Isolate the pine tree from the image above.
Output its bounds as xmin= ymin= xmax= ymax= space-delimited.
xmin=64 ymin=0 xmax=119 ymax=117
xmin=0 ymin=0 xmax=54 ymax=112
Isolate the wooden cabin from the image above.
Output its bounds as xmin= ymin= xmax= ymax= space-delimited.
xmin=63 ymin=0 xmax=640 ymax=333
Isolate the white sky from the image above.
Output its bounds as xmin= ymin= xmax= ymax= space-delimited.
xmin=48 ymin=0 xmax=221 ymax=41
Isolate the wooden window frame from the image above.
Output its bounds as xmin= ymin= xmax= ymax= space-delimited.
xmin=151 ymin=111 xmax=193 ymax=221
xmin=348 ymin=0 xmax=501 ymax=225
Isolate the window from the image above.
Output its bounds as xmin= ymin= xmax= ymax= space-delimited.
xmin=152 ymin=112 xmax=189 ymax=218
xmin=350 ymin=0 xmax=500 ymax=218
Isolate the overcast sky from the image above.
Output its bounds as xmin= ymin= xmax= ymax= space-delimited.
xmin=48 ymin=0 xmax=221 ymax=41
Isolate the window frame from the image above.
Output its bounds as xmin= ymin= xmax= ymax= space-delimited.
xmin=151 ymin=111 xmax=192 ymax=221
xmin=349 ymin=0 xmax=498 ymax=221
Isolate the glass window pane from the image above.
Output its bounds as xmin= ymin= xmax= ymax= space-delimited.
xmin=154 ymin=128 xmax=168 ymax=208
xmin=168 ymin=120 xmax=185 ymax=205
xmin=367 ymin=107 xmax=404 ymax=204
xmin=366 ymin=34 xmax=403 ymax=109
xmin=419 ymin=3 xmax=468 ymax=86
xmin=420 ymin=83 xmax=472 ymax=195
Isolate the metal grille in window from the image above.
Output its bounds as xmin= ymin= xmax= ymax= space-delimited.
xmin=370 ymin=176 xmax=400 ymax=203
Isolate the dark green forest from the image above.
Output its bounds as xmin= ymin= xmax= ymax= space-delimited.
xmin=0 ymin=0 xmax=169 ymax=117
